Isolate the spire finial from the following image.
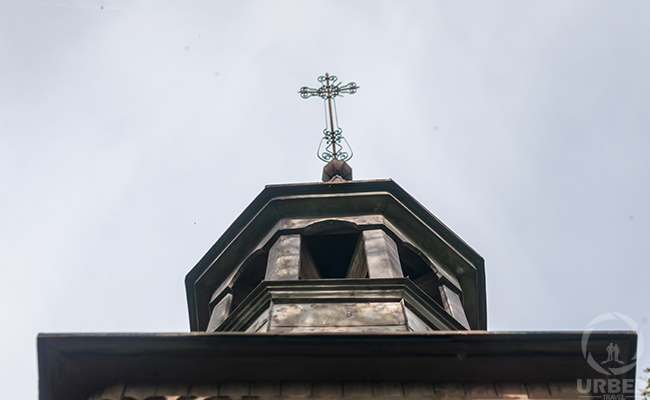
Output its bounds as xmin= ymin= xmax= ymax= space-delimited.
xmin=299 ymin=73 xmax=359 ymax=163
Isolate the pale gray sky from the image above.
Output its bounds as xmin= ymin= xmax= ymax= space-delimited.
xmin=1 ymin=1 xmax=649 ymax=398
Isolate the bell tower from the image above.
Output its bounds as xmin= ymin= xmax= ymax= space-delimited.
xmin=185 ymin=73 xmax=486 ymax=334
xmin=38 ymin=73 xmax=638 ymax=400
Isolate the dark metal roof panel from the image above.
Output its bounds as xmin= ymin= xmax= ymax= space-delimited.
xmin=38 ymin=331 xmax=637 ymax=400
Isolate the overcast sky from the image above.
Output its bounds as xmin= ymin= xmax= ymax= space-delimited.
xmin=1 ymin=1 xmax=649 ymax=398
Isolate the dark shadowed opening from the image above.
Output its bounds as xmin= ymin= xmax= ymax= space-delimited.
xmin=231 ymin=250 xmax=267 ymax=311
xmin=303 ymin=233 xmax=361 ymax=278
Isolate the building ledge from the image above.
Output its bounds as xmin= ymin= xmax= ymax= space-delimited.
xmin=38 ymin=331 xmax=637 ymax=400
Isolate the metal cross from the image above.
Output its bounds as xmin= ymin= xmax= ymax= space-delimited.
xmin=299 ymin=73 xmax=359 ymax=162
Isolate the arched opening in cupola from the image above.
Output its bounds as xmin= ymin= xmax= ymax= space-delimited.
xmin=230 ymin=249 xmax=267 ymax=311
xmin=299 ymin=220 xmax=365 ymax=279
xmin=398 ymin=243 xmax=443 ymax=306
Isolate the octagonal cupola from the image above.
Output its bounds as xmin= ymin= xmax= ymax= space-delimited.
xmin=185 ymin=176 xmax=486 ymax=333
xmin=185 ymin=73 xmax=485 ymax=334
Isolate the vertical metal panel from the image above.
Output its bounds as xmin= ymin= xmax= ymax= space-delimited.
xmin=346 ymin=234 xmax=367 ymax=278
xmin=404 ymin=306 xmax=433 ymax=332
xmin=439 ymin=285 xmax=470 ymax=329
xmin=245 ymin=308 xmax=271 ymax=333
xmin=299 ymin=240 xmax=320 ymax=279
xmin=207 ymin=293 xmax=233 ymax=332
xmin=265 ymin=235 xmax=301 ymax=281
xmin=362 ymin=230 xmax=403 ymax=278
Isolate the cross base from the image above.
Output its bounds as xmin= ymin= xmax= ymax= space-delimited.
xmin=322 ymin=159 xmax=353 ymax=182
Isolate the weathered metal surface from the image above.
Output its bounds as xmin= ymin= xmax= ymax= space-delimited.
xmin=398 ymin=239 xmax=461 ymax=289
xmin=265 ymin=234 xmax=301 ymax=281
xmin=185 ymin=180 xmax=487 ymax=332
xmin=271 ymin=325 xmax=409 ymax=333
xmin=275 ymin=215 xmax=384 ymax=233
xmin=440 ymin=285 xmax=470 ymax=330
xmin=346 ymin=234 xmax=367 ymax=278
xmin=363 ymin=230 xmax=403 ymax=278
xmin=244 ymin=308 xmax=270 ymax=333
xmin=322 ymin=159 xmax=353 ymax=181
xmin=217 ymin=279 xmax=465 ymax=332
xmin=299 ymin=239 xmax=320 ymax=279
xmin=404 ymin=305 xmax=433 ymax=332
xmin=272 ymin=288 xmax=404 ymax=302
xmin=270 ymin=302 xmax=405 ymax=328
xmin=206 ymin=293 xmax=232 ymax=332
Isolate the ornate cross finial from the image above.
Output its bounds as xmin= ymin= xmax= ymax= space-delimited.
xmin=299 ymin=73 xmax=359 ymax=162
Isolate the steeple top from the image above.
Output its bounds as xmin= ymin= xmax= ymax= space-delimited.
xmin=299 ymin=73 xmax=359 ymax=165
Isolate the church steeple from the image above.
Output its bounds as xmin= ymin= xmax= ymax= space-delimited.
xmin=37 ymin=74 xmax=638 ymax=400
xmin=299 ymin=73 xmax=358 ymax=182
xmin=183 ymin=75 xmax=485 ymax=333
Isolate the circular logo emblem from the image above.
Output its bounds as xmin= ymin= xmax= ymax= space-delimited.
xmin=581 ymin=312 xmax=643 ymax=375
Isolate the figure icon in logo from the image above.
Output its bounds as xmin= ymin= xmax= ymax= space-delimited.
xmin=601 ymin=343 xmax=615 ymax=364
xmin=613 ymin=344 xmax=625 ymax=364
xmin=601 ymin=342 xmax=626 ymax=365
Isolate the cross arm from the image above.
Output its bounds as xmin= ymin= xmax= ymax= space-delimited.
xmin=299 ymin=82 xmax=360 ymax=100
xmin=299 ymin=86 xmax=326 ymax=99
xmin=333 ymin=82 xmax=360 ymax=96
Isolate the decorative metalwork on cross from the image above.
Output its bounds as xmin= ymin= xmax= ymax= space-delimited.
xmin=299 ymin=73 xmax=359 ymax=162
